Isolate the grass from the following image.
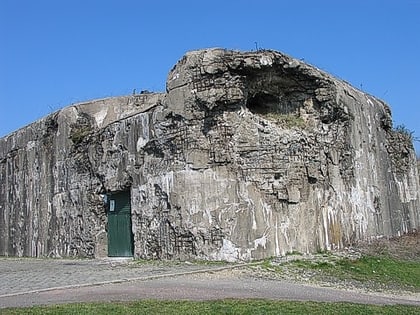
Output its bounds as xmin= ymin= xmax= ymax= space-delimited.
xmin=2 ymin=300 xmax=420 ymax=315
xmin=3 ymin=253 xmax=419 ymax=314
xmin=270 ymin=254 xmax=420 ymax=291
xmin=334 ymin=256 xmax=420 ymax=288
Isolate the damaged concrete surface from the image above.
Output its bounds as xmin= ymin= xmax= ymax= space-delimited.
xmin=0 ymin=48 xmax=419 ymax=261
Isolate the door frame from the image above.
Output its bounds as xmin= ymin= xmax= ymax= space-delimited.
xmin=106 ymin=190 xmax=134 ymax=257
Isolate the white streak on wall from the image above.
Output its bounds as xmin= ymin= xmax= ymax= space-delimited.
xmin=211 ymin=239 xmax=240 ymax=262
xmin=275 ymin=216 xmax=280 ymax=256
xmin=93 ymin=108 xmax=108 ymax=128
xmin=254 ymin=234 xmax=267 ymax=249
xmin=322 ymin=207 xmax=330 ymax=251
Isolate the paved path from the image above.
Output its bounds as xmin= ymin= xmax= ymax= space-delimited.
xmin=0 ymin=257 xmax=225 ymax=297
xmin=0 ymin=258 xmax=419 ymax=309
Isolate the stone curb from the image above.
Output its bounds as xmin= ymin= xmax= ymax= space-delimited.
xmin=0 ymin=262 xmax=257 ymax=298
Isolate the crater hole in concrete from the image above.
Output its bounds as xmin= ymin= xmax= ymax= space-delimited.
xmin=246 ymin=91 xmax=300 ymax=116
xmin=247 ymin=92 xmax=278 ymax=115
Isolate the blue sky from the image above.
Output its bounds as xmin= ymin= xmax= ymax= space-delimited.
xmin=1 ymin=0 xmax=419 ymax=153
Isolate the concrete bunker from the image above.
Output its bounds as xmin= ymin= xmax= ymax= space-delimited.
xmin=0 ymin=48 xmax=418 ymax=261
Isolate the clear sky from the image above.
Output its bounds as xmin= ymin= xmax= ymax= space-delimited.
xmin=1 ymin=0 xmax=419 ymax=153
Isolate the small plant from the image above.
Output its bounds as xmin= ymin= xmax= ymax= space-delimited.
xmin=70 ymin=126 xmax=91 ymax=145
xmin=394 ymin=124 xmax=415 ymax=141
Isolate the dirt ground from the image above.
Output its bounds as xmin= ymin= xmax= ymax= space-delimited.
xmin=357 ymin=230 xmax=419 ymax=261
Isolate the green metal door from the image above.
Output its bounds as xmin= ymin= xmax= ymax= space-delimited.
xmin=107 ymin=190 xmax=134 ymax=257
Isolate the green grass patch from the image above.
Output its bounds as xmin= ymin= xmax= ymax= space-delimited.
xmin=282 ymin=255 xmax=420 ymax=290
xmin=2 ymin=300 xmax=419 ymax=315
xmin=335 ymin=256 xmax=420 ymax=288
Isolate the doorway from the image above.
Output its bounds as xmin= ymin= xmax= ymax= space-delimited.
xmin=107 ymin=190 xmax=134 ymax=257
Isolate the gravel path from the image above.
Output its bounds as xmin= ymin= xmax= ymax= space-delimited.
xmin=0 ymin=257 xmax=230 ymax=296
xmin=0 ymin=258 xmax=419 ymax=309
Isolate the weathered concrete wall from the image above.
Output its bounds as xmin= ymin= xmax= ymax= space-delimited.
xmin=1 ymin=48 xmax=419 ymax=261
